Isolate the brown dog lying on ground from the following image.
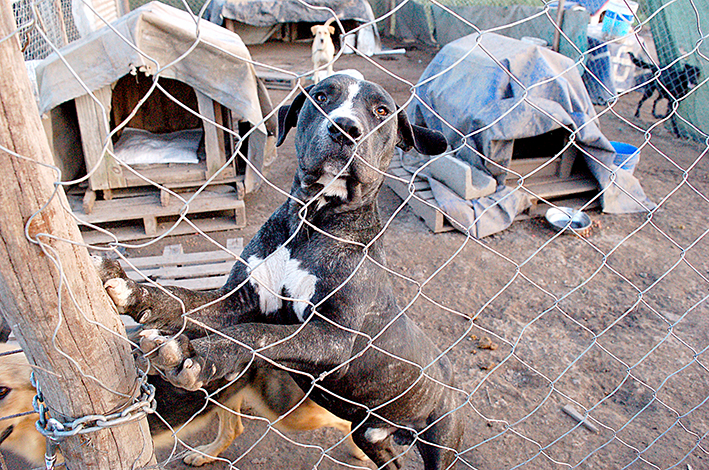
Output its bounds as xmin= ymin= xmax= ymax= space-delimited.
xmin=0 ymin=341 xmax=366 ymax=467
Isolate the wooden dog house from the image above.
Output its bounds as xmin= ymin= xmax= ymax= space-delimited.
xmin=35 ymin=2 xmax=275 ymax=242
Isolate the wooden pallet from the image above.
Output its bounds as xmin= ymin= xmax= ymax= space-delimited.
xmin=70 ymin=184 xmax=246 ymax=244
xmin=120 ymin=239 xmax=243 ymax=290
xmin=385 ymin=152 xmax=598 ymax=233
xmin=256 ymin=70 xmax=298 ymax=90
xmin=385 ymin=154 xmax=454 ymax=233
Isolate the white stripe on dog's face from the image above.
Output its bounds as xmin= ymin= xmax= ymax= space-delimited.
xmin=247 ymin=248 xmax=317 ymax=321
xmin=324 ymin=81 xmax=362 ymax=125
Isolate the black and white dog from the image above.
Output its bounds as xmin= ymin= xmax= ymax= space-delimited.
xmin=97 ymin=74 xmax=463 ymax=469
xmin=629 ymin=52 xmax=700 ymax=121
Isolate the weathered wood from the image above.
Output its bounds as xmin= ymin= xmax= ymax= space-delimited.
xmin=79 ymin=212 xmax=246 ymax=244
xmin=143 ymin=215 xmax=158 ymax=236
xmin=121 ymin=162 xmax=237 ymax=187
xmin=196 ymin=91 xmax=226 ymax=178
xmin=507 ymin=156 xmax=561 ymax=181
xmin=120 ymin=239 xmax=243 ymax=291
xmin=75 ymin=85 xmax=126 ymax=191
xmin=82 ymin=188 xmax=96 ymax=214
xmin=388 ymin=152 xmax=597 ymax=233
xmin=558 ymin=147 xmax=577 ymax=179
xmin=426 ymin=154 xmax=496 ymax=200
xmin=385 ymin=155 xmax=453 ymax=233
xmin=160 ymin=187 xmax=170 ymax=207
xmin=70 ymin=186 xmax=244 ymax=224
xmin=255 ymin=70 xmax=297 ymax=90
xmin=0 ymin=5 xmax=156 ymax=468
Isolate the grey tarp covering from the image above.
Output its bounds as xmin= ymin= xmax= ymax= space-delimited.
xmin=408 ymin=32 xmax=655 ymax=238
xmin=35 ymin=1 xmax=265 ymax=133
xmin=208 ymin=0 xmax=376 ymax=26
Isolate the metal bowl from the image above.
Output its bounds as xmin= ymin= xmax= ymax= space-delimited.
xmin=545 ymin=207 xmax=592 ymax=233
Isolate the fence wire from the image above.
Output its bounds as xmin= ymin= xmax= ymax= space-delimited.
xmin=1 ymin=0 xmax=708 ymax=469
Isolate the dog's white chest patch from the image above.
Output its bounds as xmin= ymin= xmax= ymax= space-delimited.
xmin=247 ymin=248 xmax=317 ymax=321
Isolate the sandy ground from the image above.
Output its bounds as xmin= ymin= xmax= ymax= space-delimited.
xmin=5 ymin=37 xmax=708 ymax=470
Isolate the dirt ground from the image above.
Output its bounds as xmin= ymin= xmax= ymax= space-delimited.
xmin=7 ymin=38 xmax=708 ymax=470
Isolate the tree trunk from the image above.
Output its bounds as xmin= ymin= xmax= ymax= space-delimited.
xmin=0 ymin=5 xmax=157 ymax=469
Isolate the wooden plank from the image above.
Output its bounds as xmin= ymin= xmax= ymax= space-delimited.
xmin=126 ymin=261 xmax=234 ymax=282
xmin=71 ymin=187 xmax=242 ymax=224
xmin=160 ymin=275 xmax=229 ymax=290
xmin=143 ymin=216 xmax=157 ymax=236
xmin=386 ymin=153 xmax=453 ymax=233
xmin=80 ymin=211 xmax=246 ymax=244
xmin=508 ymin=156 xmax=560 ymax=181
xmin=519 ymin=176 xmax=598 ymax=200
xmin=121 ymin=250 xmax=240 ymax=272
xmin=426 ymin=154 xmax=496 ymax=200
xmin=121 ymin=163 xmax=236 ymax=188
xmin=82 ymin=189 xmax=96 ymax=215
xmin=558 ymin=147 xmax=577 ymax=179
xmin=196 ymin=91 xmax=226 ymax=179
xmin=255 ymin=71 xmax=297 ymax=90
xmin=119 ymin=239 xmax=243 ymax=291
xmin=385 ymin=174 xmax=451 ymax=233
xmin=74 ymin=86 xmax=125 ymax=190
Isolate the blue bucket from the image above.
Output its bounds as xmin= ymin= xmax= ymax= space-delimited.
xmin=611 ymin=141 xmax=640 ymax=174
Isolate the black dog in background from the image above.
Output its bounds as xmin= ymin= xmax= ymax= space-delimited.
xmin=629 ymin=52 xmax=700 ymax=121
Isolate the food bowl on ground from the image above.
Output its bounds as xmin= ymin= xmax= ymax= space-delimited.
xmin=545 ymin=207 xmax=592 ymax=235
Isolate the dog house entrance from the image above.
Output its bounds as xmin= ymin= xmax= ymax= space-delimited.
xmin=506 ymin=128 xmax=597 ymax=201
xmin=74 ymin=71 xmax=246 ymax=197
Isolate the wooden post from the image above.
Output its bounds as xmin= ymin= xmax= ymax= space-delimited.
xmin=552 ymin=0 xmax=566 ymax=52
xmin=0 ymin=4 xmax=156 ymax=469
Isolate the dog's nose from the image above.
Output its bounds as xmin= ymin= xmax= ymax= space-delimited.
xmin=328 ymin=117 xmax=362 ymax=144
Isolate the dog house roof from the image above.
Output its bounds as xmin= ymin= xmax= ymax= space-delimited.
xmin=206 ymin=0 xmax=376 ymax=27
xmin=35 ymin=1 xmax=264 ymax=132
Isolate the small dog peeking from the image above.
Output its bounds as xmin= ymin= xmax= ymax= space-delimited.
xmin=311 ymin=17 xmax=336 ymax=83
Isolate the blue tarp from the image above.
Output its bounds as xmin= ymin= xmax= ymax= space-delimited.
xmin=407 ymin=32 xmax=655 ymax=238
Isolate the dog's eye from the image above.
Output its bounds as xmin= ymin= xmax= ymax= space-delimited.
xmin=0 ymin=387 xmax=9 ymax=400
xmin=314 ymin=92 xmax=327 ymax=103
xmin=375 ymin=106 xmax=389 ymax=117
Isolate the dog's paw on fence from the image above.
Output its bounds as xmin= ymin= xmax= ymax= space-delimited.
xmin=139 ymin=329 xmax=217 ymax=390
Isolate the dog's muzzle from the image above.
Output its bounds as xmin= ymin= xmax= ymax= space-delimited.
xmin=328 ymin=116 xmax=362 ymax=146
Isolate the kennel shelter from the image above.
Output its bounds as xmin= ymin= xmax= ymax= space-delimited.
xmin=34 ymin=1 xmax=275 ymax=240
xmin=206 ymin=0 xmax=379 ymax=49
xmin=390 ymin=32 xmax=655 ymax=238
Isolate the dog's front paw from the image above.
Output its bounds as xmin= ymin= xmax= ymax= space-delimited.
xmin=93 ymin=256 xmax=129 ymax=283
xmin=93 ymin=257 xmax=141 ymax=311
xmin=139 ymin=330 xmax=216 ymax=391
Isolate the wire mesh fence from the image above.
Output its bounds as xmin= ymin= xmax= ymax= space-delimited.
xmin=1 ymin=0 xmax=708 ymax=469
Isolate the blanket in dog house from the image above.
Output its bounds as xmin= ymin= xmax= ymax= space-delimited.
xmin=407 ymin=32 xmax=656 ymax=238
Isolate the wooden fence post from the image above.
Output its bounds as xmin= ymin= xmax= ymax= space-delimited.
xmin=0 ymin=4 xmax=157 ymax=469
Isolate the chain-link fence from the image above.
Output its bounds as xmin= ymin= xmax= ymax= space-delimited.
xmin=1 ymin=0 xmax=707 ymax=468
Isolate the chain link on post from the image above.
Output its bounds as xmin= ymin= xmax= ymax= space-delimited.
xmin=30 ymin=370 xmax=156 ymax=470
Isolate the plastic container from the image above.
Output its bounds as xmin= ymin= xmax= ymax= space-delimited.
xmin=601 ymin=1 xmax=636 ymax=38
xmin=611 ymin=141 xmax=640 ymax=174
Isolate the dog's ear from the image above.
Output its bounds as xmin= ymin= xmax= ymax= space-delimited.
xmin=277 ymin=86 xmax=314 ymax=147
xmin=328 ymin=25 xmax=335 ymax=35
xmin=311 ymin=25 xmax=318 ymax=35
xmin=396 ymin=111 xmax=448 ymax=156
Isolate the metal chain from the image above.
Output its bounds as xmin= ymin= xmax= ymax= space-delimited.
xmin=30 ymin=369 xmax=156 ymax=469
